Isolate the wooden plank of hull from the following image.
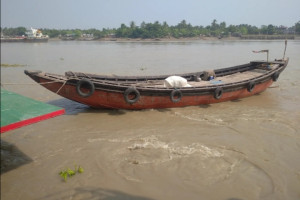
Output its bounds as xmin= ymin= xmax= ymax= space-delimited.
xmin=38 ymin=77 xmax=273 ymax=109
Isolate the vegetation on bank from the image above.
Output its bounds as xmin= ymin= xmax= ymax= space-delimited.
xmin=1 ymin=63 xmax=27 ymax=67
xmin=1 ymin=20 xmax=300 ymax=39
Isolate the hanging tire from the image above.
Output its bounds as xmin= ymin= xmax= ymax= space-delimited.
xmin=272 ymin=71 xmax=280 ymax=82
xmin=76 ymin=79 xmax=95 ymax=98
xmin=247 ymin=81 xmax=255 ymax=92
xmin=124 ymin=88 xmax=140 ymax=104
xmin=170 ymin=89 xmax=182 ymax=103
xmin=214 ymin=87 xmax=223 ymax=100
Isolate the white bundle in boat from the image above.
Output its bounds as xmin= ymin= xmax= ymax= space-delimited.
xmin=164 ymin=76 xmax=191 ymax=88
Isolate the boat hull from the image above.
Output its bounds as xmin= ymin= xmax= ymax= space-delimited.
xmin=24 ymin=38 xmax=48 ymax=42
xmin=36 ymin=76 xmax=273 ymax=109
xmin=24 ymin=58 xmax=288 ymax=110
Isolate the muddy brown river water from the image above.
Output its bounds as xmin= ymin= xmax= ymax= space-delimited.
xmin=1 ymin=40 xmax=300 ymax=200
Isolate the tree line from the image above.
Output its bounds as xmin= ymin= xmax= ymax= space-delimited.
xmin=1 ymin=20 xmax=299 ymax=39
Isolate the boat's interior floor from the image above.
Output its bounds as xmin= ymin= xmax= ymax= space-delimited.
xmin=123 ymin=67 xmax=277 ymax=88
xmin=48 ymin=64 xmax=279 ymax=89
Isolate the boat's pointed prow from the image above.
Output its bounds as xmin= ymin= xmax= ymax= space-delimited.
xmin=24 ymin=70 xmax=42 ymax=76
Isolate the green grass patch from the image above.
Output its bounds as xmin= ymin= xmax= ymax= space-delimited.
xmin=59 ymin=165 xmax=84 ymax=182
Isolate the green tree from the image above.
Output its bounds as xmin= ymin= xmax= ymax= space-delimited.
xmin=2 ymin=27 xmax=26 ymax=36
xmin=115 ymin=23 xmax=129 ymax=37
xmin=267 ymin=24 xmax=275 ymax=35
xmin=211 ymin=19 xmax=219 ymax=31
xmin=220 ymin=22 xmax=226 ymax=30
xmin=140 ymin=21 xmax=146 ymax=29
xmin=42 ymin=29 xmax=60 ymax=38
xmin=260 ymin=25 xmax=268 ymax=34
xmin=162 ymin=21 xmax=170 ymax=36
xmin=247 ymin=25 xmax=259 ymax=35
xmin=130 ymin=21 xmax=136 ymax=29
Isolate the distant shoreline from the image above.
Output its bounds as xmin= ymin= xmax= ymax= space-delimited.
xmin=96 ymin=36 xmax=240 ymax=42
xmin=49 ymin=36 xmax=238 ymax=42
xmin=49 ymin=35 xmax=299 ymax=42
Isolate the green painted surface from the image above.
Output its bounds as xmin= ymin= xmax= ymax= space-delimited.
xmin=1 ymin=89 xmax=63 ymax=127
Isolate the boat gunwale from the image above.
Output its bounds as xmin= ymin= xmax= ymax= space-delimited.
xmin=27 ymin=58 xmax=288 ymax=96
xmin=64 ymin=59 xmax=287 ymax=81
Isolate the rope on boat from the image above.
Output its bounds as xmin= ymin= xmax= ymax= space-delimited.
xmin=1 ymin=80 xmax=68 ymax=94
xmin=1 ymin=80 xmax=69 ymax=94
xmin=55 ymin=80 xmax=67 ymax=94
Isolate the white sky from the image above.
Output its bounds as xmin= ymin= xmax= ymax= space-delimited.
xmin=1 ymin=0 xmax=299 ymax=29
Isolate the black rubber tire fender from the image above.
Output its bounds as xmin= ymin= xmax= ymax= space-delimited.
xmin=76 ymin=79 xmax=95 ymax=98
xmin=170 ymin=89 xmax=182 ymax=103
xmin=124 ymin=87 xmax=140 ymax=104
xmin=247 ymin=81 xmax=256 ymax=92
xmin=272 ymin=71 xmax=280 ymax=82
xmin=214 ymin=87 xmax=223 ymax=100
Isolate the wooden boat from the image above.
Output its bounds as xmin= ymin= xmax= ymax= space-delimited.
xmin=24 ymin=58 xmax=288 ymax=109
